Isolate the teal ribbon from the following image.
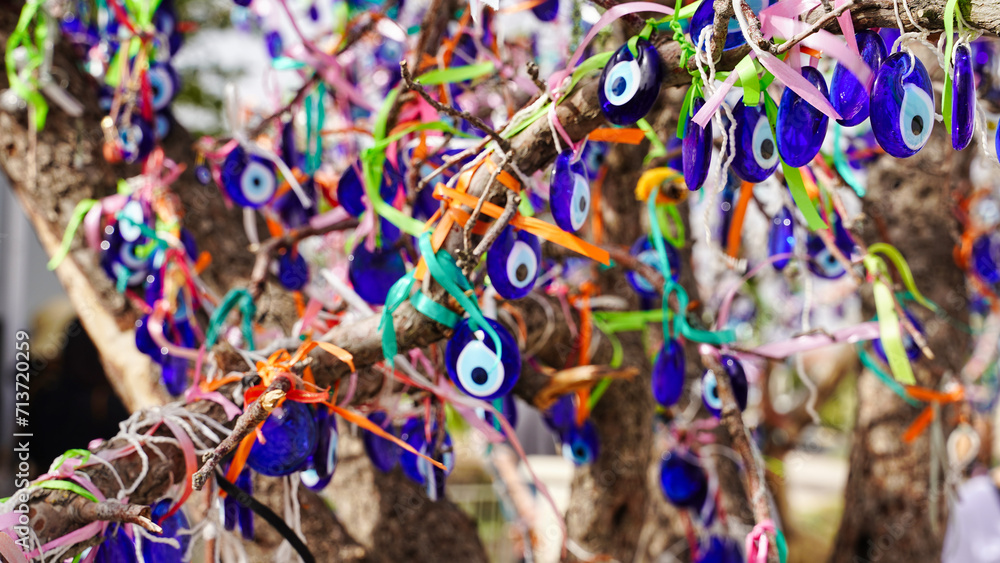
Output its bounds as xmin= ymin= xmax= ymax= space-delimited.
xmin=205 ymin=288 xmax=256 ymax=351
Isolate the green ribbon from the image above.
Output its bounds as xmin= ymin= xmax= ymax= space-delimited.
xmin=48 ymin=199 xmax=97 ymax=270
xmin=52 ymin=449 xmax=92 ymax=470
xmin=831 ymin=125 xmax=866 ymax=197
xmin=734 ymin=55 xmax=761 ymax=106
xmin=636 ymin=118 xmax=666 ymax=165
xmin=6 ymin=0 xmax=50 ymax=130
xmin=411 ymin=289 xmax=461 ymax=329
xmin=941 ymin=0 xmax=963 ymax=131
xmin=379 ymin=271 xmax=417 ymax=366
xmin=864 ymin=255 xmax=915 ymax=385
xmin=416 ymin=62 xmax=496 ymax=85
xmin=205 ymin=288 xmax=256 ymax=351
xmin=304 ymin=83 xmax=326 ymax=175
xmin=867 ymin=243 xmax=935 ymax=311
xmin=36 ymin=479 xmax=99 ymax=504
xmin=858 ymin=345 xmax=922 ymax=406
xmin=656 ymin=203 xmax=685 ymax=248
xmin=780 ymin=160 xmax=827 ymax=231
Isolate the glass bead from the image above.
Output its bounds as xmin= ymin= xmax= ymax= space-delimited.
xmin=247 ymin=401 xmax=318 ymax=476
xmin=870 ymin=52 xmax=935 ymax=158
xmin=598 ymin=39 xmax=663 ymax=125
xmin=347 ymin=243 xmax=406 ymax=305
xmin=831 ymin=30 xmax=887 ymax=127
xmin=550 ymin=150 xmax=590 ymax=233
xmin=731 ymin=98 xmax=778 ymax=182
xmin=445 ymin=318 xmax=521 ymax=400
xmin=776 ymin=66 xmax=830 ymax=167
xmin=486 ymin=225 xmax=540 ymax=299
xmin=683 ymin=96 xmax=712 ymax=190
xmin=652 ymin=338 xmax=686 ymax=407
xmin=952 ymin=43 xmax=976 ymax=151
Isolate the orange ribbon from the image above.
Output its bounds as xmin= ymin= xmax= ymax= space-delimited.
xmin=901 ymin=385 xmax=965 ymax=443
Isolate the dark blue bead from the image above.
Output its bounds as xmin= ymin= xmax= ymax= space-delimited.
xmin=870 ymin=52 xmax=935 ymax=157
xmin=247 ymin=401 xmax=318 ymax=476
xmin=768 ymin=206 xmax=795 ymax=270
xmin=666 ymin=136 xmax=683 ymax=172
xmin=135 ymin=316 xmax=160 ymax=357
xmin=118 ymin=116 xmax=155 ymax=164
xmin=232 ymin=0 xmax=251 ymax=6
xmin=806 ymin=214 xmax=854 ymax=279
xmin=731 ymin=99 xmax=778 ymax=182
xmin=413 ymin=185 xmax=439 ymax=220
xmin=281 ymin=120 xmax=297 ymax=168
xmin=702 ymin=355 xmax=747 ymax=417
xmin=147 ymin=62 xmax=179 ymax=112
xmin=696 ymin=536 xmax=744 ymax=563
xmin=445 ymin=318 xmax=521 ymax=400
xmin=338 ymin=162 xmax=397 ymax=217
xmin=277 ymin=251 xmax=309 ymax=291
xmin=683 ymin=97 xmax=712 ymax=190
xmin=363 ymin=412 xmax=400 ymax=472
xmin=973 ymin=233 xmax=1000 ymax=284
xmin=551 ymin=150 xmax=590 ymax=232
xmin=100 ymin=226 xmax=150 ymax=288
xmin=399 ymin=419 xmax=454 ymax=486
xmin=659 ymin=451 xmax=708 ymax=509
xmin=95 ymin=524 xmax=138 ymax=563
xmin=952 ymin=43 xmax=976 ymax=151
xmin=831 ymin=30 xmax=887 ymax=127
xmin=689 ymin=0 xmax=769 ymax=51
xmin=625 ymin=236 xmax=681 ymax=299
xmin=481 ymin=394 xmax=518 ymax=430
xmin=195 ymin=165 xmax=212 ymax=185
xmin=221 ymin=146 xmax=278 ymax=208
xmin=598 ymin=39 xmax=662 ymax=125
xmin=561 ymin=419 xmax=599 ymax=465
xmin=160 ymin=354 xmax=188 ymax=396
xmin=543 ymin=393 xmax=575 ymax=433
xmin=307 ymin=4 xmax=319 ymax=21
xmin=300 ymin=406 xmax=338 ymax=491
xmin=873 ymin=309 xmax=922 ymax=363
xmin=531 ymin=0 xmax=558 ymax=21
xmin=487 ymin=225 xmax=540 ymax=299
xmin=652 ymin=338 xmax=686 ymax=407
xmin=273 ymin=179 xmax=317 ymax=229
xmin=235 ymin=468 xmax=254 ymax=540
xmin=143 ymin=500 xmax=190 ymax=562
xmin=347 ymin=244 xmax=406 ymax=305
xmin=776 ymin=66 xmax=830 ymax=167
xmin=878 ymin=28 xmax=901 ymax=51
xmin=265 ymin=30 xmax=283 ymax=59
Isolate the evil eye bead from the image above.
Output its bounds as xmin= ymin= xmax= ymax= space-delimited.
xmin=652 ymin=338 xmax=686 ymax=407
xmin=873 ymin=310 xmax=923 ymax=363
xmin=659 ymin=451 xmax=708 ymax=509
xmin=221 ymin=466 xmax=254 ymax=538
xmin=147 ymin=62 xmax=179 ymax=111
xmin=143 ymin=500 xmax=191 ymax=562
xmin=487 ymin=226 xmax=541 ymax=300
xmin=277 ymin=250 xmax=309 ymax=290
xmin=265 ymin=30 xmax=283 ymax=59
xmin=338 ymin=163 xmax=398 ymax=217
xmin=696 ymin=536 xmax=745 ymax=563
xmin=731 ymin=99 xmax=778 ymax=183
xmin=805 ymin=216 xmax=854 ymax=279
xmin=683 ymin=97 xmax=713 ymax=191
xmin=972 ymin=233 xmax=1000 ymax=284
xmin=347 ymin=244 xmax=406 ymax=305
xmin=543 ymin=394 xmax=575 ymax=433
xmin=118 ymin=117 xmax=154 ymax=163
xmin=689 ymin=0 xmax=769 ymax=51
xmin=399 ymin=419 xmax=455 ymax=486
xmin=95 ymin=524 xmax=139 ymax=563
xmin=221 ymin=146 xmax=278 ymax=208
xmin=100 ymin=230 xmax=150 ymax=288
xmin=247 ymin=401 xmax=319 ymax=476
xmin=118 ymin=199 xmax=150 ymax=243
xmin=154 ymin=111 xmax=171 ymax=140
xmin=561 ymin=420 xmax=599 ymax=465
xmin=300 ymin=407 xmax=338 ymax=491
xmin=768 ymin=206 xmax=795 ymax=271
xmin=160 ymin=354 xmax=189 ymax=396
xmin=776 ymin=66 xmax=830 ymax=167
xmin=479 ymin=393 xmax=519 ymax=430
xmin=363 ymin=412 xmax=400 ymax=472
xmin=550 ymin=150 xmax=590 ymax=233
xmin=530 ymin=0 xmax=558 ymax=22
xmin=598 ymin=38 xmax=663 ymax=126
xmin=870 ymin=52 xmax=935 ymax=158
xmin=830 ymin=30 xmax=887 ymax=127
xmin=952 ymin=43 xmax=976 ymax=151
xmin=701 ymin=355 xmax=748 ymax=418
xmin=625 ymin=236 xmax=681 ymax=299
xmin=445 ymin=318 xmax=521 ymax=400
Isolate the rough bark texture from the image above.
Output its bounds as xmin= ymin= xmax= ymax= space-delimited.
xmin=829 ymin=127 xmax=972 ymax=562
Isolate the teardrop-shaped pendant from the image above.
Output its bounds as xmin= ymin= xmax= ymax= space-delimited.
xmin=830 ymin=30 xmax=887 ymax=127
xmin=683 ymin=97 xmax=712 ymax=191
xmin=776 ymin=66 xmax=830 ymax=167
xmin=652 ymin=338 xmax=686 ymax=407
xmin=768 ymin=206 xmax=795 ymax=270
xmin=731 ymin=98 xmax=778 ymax=183
xmin=659 ymin=451 xmax=708 ymax=509
xmin=952 ymin=43 xmax=976 ymax=151
xmin=870 ymin=52 xmax=935 ymax=158
xmin=246 ymin=401 xmax=318 ymax=476
xmin=598 ymin=39 xmax=663 ymax=125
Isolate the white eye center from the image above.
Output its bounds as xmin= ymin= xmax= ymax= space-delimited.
xmin=455 ymin=340 xmax=505 ymax=398
xmin=900 ymin=83 xmax=934 ymax=151
xmin=702 ymin=370 xmax=722 ymax=410
xmin=120 ymin=125 xmax=142 ymax=152
xmin=505 ymin=240 xmax=538 ymax=289
xmin=751 ymin=115 xmax=777 ymax=169
xmin=570 ymin=173 xmax=590 ymax=231
xmin=119 ymin=200 xmax=145 ymax=242
xmin=634 ymin=249 xmax=661 ymax=293
xmin=603 ymin=60 xmax=641 ymax=106
xmin=240 ymin=160 xmax=277 ymax=205
xmin=149 ymin=67 xmax=174 ymax=110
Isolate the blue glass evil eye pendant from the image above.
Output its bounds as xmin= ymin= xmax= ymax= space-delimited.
xmin=952 ymin=43 xmax=976 ymax=151
xmin=806 ymin=215 xmax=855 ymax=279
xmin=530 ymin=0 xmax=558 ymax=21
xmin=147 ymin=62 xmax=180 ymax=112
xmin=118 ymin=117 xmax=154 ymax=164
xmin=870 ymin=52 xmax=935 ymax=157
xmin=683 ymin=97 xmax=712 ymax=190
xmin=652 ymin=338 xmax=686 ymax=407
xmin=363 ymin=411 xmax=399 ymax=472
xmin=143 ymin=500 xmax=190 ymax=562
xmin=830 ymin=30 xmax=887 ymax=126
xmin=776 ymin=66 xmax=830 ymax=167
xmin=561 ymin=420 xmax=599 ymax=465
xmin=551 ymin=150 xmax=590 ymax=233
xmin=972 ymin=233 xmax=1000 ymax=285
xmin=625 ymin=236 xmax=681 ymax=299
xmin=221 ymin=146 xmax=278 ymax=208
xmin=689 ymin=0 xmax=769 ymax=51
xmin=487 ymin=226 xmax=541 ymax=299
xmin=731 ymin=99 xmax=778 ymax=183
xmin=659 ymin=451 xmax=708 ymax=509
xmin=277 ymin=250 xmax=309 ymax=291
xmin=702 ymin=355 xmax=748 ymax=417
xmin=768 ymin=206 xmax=795 ymax=271
xmin=95 ymin=524 xmax=138 ymax=563
xmin=598 ymin=38 xmax=663 ymax=126
xmin=399 ymin=419 xmax=455 ymax=487
xmin=348 ymin=244 xmax=406 ymax=305
xmin=696 ymin=536 xmax=745 ymax=563
xmin=445 ymin=318 xmax=521 ymax=400
xmin=300 ymin=406 xmax=338 ymax=491
xmin=247 ymin=400 xmax=318 ymax=476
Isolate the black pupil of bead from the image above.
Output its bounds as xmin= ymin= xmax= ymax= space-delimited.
xmin=574 ymin=445 xmax=586 ymax=458
xmin=578 ymin=195 xmax=587 ymax=212
xmin=911 ymin=115 xmax=924 ymax=135
xmin=760 ymin=138 xmax=774 ymax=160
xmin=515 ymin=263 xmax=529 ymax=281
xmin=612 ymin=76 xmax=627 ymax=97
xmin=471 ymin=367 xmax=489 ymax=385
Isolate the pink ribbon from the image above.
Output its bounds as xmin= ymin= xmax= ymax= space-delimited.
xmin=0 ymin=531 xmax=27 ymax=563
xmin=745 ymin=519 xmax=777 ymax=563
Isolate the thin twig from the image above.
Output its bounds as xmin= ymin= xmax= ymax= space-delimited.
xmin=772 ymin=0 xmax=856 ymax=54
xmin=415 ymin=139 xmax=489 ymax=194
xmin=80 ymin=500 xmax=163 ymax=534
xmin=399 ymin=60 xmax=511 ymax=153
xmin=739 ymin=0 xmax=771 ymax=51
xmin=192 ymin=376 xmax=293 ymax=490
xmin=248 ymin=218 xmax=359 ymax=299
xmin=473 ymin=188 xmax=520 ymax=256
xmin=526 ymin=61 xmax=547 ymax=94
